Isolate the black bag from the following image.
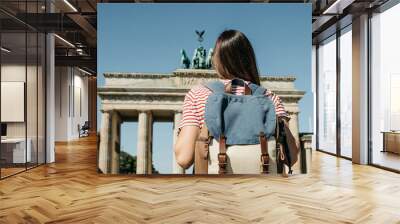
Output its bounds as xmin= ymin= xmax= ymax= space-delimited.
xmin=276 ymin=117 xmax=299 ymax=175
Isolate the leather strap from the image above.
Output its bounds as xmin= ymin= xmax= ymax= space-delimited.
xmin=259 ymin=132 xmax=269 ymax=174
xmin=194 ymin=124 xmax=211 ymax=174
xmin=218 ymin=134 xmax=227 ymax=174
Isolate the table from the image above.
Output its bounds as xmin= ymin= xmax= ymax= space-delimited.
xmin=1 ymin=138 xmax=31 ymax=164
xmin=382 ymin=131 xmax=400 ymax=154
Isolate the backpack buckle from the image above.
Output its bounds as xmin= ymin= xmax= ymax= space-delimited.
xmin=260 ymin=153 xmax=269 ymax=174
xmin=218 ymin=153 xmax=227 ymax=173
xmin=205 ymin=136 xmax=212 ymax=145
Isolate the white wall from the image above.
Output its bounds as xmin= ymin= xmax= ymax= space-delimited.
xmin=1 ymin=62 xmax=46 ymax=164
xmin=73 ymin=72 xmax=89 ymax=137
xmin=55 ymin=66 xmax=68 ymax=140
xmin=1 ymin=65 xmax=26 ymax=142
xmin=1 ymin=82 xmax=25 ymax=122
xmin=1 ymin=64 xmax=30 ymax=138
xmin=54 ymin=66 xmax=89 ymax=141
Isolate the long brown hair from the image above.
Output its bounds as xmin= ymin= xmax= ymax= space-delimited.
xmin=212 ymin=30 xmax=260 ymax=85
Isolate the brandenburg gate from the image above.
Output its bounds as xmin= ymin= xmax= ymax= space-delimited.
xmin=97 ymin=69 xmax=305 ymax=174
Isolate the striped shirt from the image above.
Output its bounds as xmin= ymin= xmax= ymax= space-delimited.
xmin=179 ymin=79 xmax=288 ymax=129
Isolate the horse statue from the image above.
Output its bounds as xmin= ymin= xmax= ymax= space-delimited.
xmin=192 ymin=48 xmax=200 ymax=69
xmin=180 ymin=30 xmax=214 ymax=70
xmin=180 ymin=49 xmax=190 ymax=69
xmin=191 ymin=46 xmax=207 ymax=69
xmin=206 ymin=48 xmax=214 ymax=69
xmin=198 ymin=46 xmax=207 ymax=69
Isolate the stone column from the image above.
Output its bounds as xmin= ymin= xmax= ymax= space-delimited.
xmin=110 ymin=112 xmax=122 ymax=174
xmin=146 ymin=113 xmax=153 ymax=174
xmin=99 ymin=110 xmax=112 ymax=173
xmin=288 ymin=111 xmax=301 ymax=173
xmin=300 ymin=134 xmax=313 ymax=174
xmin=136 ymin=111 xmax=152 ymax=174
xmin=172 ymin=111 xmax=185 ymax=174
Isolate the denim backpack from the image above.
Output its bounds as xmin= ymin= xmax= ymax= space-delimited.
xmin=194 ymin=79 xmax=277 ymax=174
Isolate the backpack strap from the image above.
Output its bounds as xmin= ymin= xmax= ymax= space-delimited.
xmin=259 ymin=132 xmax=269 ymax=174
xmin=218 ymin=134 xmax=227 ymax=174
xmin=204 ymin=81 xmax=225 ymax=94
xmin=248 ymin=83 xmax=266 ymax=96
xmin=194 ymin=124 xmax=212 ymax=174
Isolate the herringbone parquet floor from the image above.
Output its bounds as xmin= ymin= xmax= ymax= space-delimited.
xmin=1 ymin=136 xmax=400 ymax=224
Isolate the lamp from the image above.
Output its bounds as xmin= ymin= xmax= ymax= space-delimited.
xmin=322 ymin=0 xmax=354 ymax=15
xmin=78 ymin=67 xmax=93 ymax=76
xmin=1 ymin=47 xmax=11 ymax=53
xmin=63 ymin=0 xmax=78 ymax=12
xmin=54 ymin=34 xmax=75 ymax=48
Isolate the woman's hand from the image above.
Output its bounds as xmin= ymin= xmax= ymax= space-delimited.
xmin=174 ymin=126 xmax=200 ymax=169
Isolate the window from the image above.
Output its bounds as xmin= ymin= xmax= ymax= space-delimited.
xmin=370 ymin=3 xmax=400 ymax=171
xmin=339 ymin=26 xmax=352 ymax=158
xmin=0 ymin=1 xmax=47 ymax=179
xmin=317 ymin=35 xmax=337 ymax=154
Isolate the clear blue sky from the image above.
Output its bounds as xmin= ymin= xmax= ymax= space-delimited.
xmin=98 ymin=3 xmax=312 ymax=173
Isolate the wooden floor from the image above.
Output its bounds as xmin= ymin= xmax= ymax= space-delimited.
xmin=373 ymin=151 xmax=400 ymax=171
xmin=1 ymin=136 xmax=400 ymax=223
xmin=1 ymin=167 xmax=26 ymax=178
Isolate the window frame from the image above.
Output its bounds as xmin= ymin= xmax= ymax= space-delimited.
xmin=315 ymin=23 xmax=352 ymax=160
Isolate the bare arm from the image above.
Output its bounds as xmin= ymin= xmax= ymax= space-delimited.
xmin=265 ymin=90 xmax=290 ymax=119
xmin=174 ymin=126 xmax=200 ymax=169
xmin=174 ymin=85 xmax=209 ymax=169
